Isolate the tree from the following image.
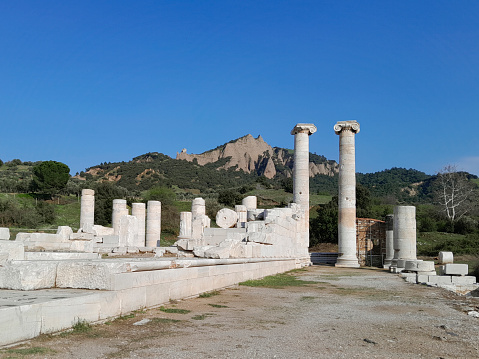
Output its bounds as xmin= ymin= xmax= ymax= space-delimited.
xmin=310 ymin=196 xmax=338 ymax=246
xmin=144 ymin=186 xmax=176 ymax=206
xmin=433 ymin=165 xmax=476 ymax=231
xmin=93 ymin=182 xmax=129 ymax=226
xmin=32 ymin=161 xmax=70 ymax=198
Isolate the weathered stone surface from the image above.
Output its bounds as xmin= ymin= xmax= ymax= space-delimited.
xmin=112 ymin=199 xmax=128 ymax=235
xmin=178 ymin=212 xmax=192 ymax=239
xmin=384 ymin=214 xmax=394 ymax=266
xmin=80 ymin=189 xmax=95 ymax=233
xmin=216 ymin=208 xmax=238 ymax=229
xmin=132 ymin=203 xmax=146 ymax=247
xmin=440 ymin=264 xmax=468 ymax=276
xmin=146 ymin=201 xmax=161 ymax=247
xmin=235 ymin=205 xmax=247 ymax=228
xmin=0 ymin=228 xmax=10 ymax=240
xmin=0 ymin=240 xmax=24 ymax=260
xmin=394 ymin=206 xmax=417 ymax=260
xmin=92 ymin=225 xmax=115 ymax=236
xmin=247 ymin=209 xmax=265 ymax=221
xmin=119 ymin=215 xmax=139 ymax=247
xmin=242 ymin=196 xmax=257 ymax=210
xmin=191 ymin=198 xmax=206 ymax=216
xmin=0 ymin=261 xmax=58 ymax=290
xmin=57 ymin=226 xmax=73 ymax=241
xmin=405 ymin=260 xmax=435 ymax=272
xmin=439 ymin=251 xmax=453 ymax=264
xmin=451 ymin=276 xmax=476 ymax=285
xmin=334 ymin=121 xmax=359 ymax=268
xmin=56 ymin=261 xmax=130 ymax=290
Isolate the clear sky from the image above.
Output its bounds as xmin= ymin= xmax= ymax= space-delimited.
xmin=1 ymin=1 xmax=478 ymax=176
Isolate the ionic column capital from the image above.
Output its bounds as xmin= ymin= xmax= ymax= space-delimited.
xmin=334 ymin=120 xmax=360 ymax=135
xmin=291 ymin=123 xmax=317 ymax=136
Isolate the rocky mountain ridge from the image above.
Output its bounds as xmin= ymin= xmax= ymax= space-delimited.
xmin=176 ymin=134 xmax=338 ymax=179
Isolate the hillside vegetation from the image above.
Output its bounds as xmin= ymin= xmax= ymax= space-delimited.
xmin=0 ymin=136 xmax=478 ymax=253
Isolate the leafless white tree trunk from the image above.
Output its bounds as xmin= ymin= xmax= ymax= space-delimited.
xmin=434 ymin=165 xmax=475 ymax=225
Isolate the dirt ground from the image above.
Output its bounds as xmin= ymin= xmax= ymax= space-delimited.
xmin=2 ymin=266 xmax=479 ymax=359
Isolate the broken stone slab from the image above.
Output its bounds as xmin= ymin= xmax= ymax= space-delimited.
xmin=92 ymin=225 xmax=115 ymax=237
xmin=175 ymin=238 xmax=204 ymax=251
xmin=70 ymin=232 xmax=94 ymax=241
xmin=0 ymin=261 xmax=58 ymax=290
xmin=57 ymin=226 xmax=73 ymax=241
xmin=193 ymin=246 xmax=215 ymax=258
xmin=451 ymin=276 xmax=476 ymax=285
xmin=216 ymin=208 xmax=238 ymax=229
xmin=119 ymin=215 xmax=139 ymax=247
xmin=404 ymin=260 xmax=435 ymax=272
xmin=0 ymin=240 xmax=24 ymax=260
xmin=24 ymin=252 xmax=101 ymax=260
xmin=438 ymin=251 xmax=453 ymax=264
xmin=56 ymin=261 xmax=131 ymax=290
xmin=247 ymin=209 xmax=265 ymax=221
xmin=0 ymin=228 xmax=10 ymax=240
xmin=428 ymin=275 xmax=452 ymax=285
xmin=439 ymin=264 xmax=468 ymax=276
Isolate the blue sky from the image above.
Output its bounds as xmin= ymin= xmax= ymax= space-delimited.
xmin=1 ymin=1 xmax=478 ymax=176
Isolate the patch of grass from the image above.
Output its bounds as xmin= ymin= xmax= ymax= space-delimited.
xmin=191 ymin=313 xmax=215 ymax=320
xmin=114 ymin=313 xmax=135 ymax=321
xmin=2 ymin=346 xmax=56 ymax=357
xmin=150 ymin=317 xmax=181 ymax=324
xmin=159 ymin=306 xmax=191 ymax=314
xmin=300 ymin=296 xmax=316 ymax=301
xmin=208 ymin=304 xmax=228 ymax=308
xmin=239 ymin=272 xmax=314 ymax=288
xmin=418 ymin=232 xmax=479 ymax=256
xmin=199 ymin=290 xmax=220 ymax=298
xmin=71 ymin=319 xmax=92 ymax=333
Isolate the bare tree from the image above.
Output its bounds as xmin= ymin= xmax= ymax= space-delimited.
xmin=434 ymin=165 xmax=476 ymax=228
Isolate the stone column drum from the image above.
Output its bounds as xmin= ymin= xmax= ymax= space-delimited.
xmin=334 ymin=121 xmax=360 ymax=268
xmin=383 ymin=214 xmax=394 ymax=267
xmin=242 ymin=196 xmax=257 ymax=211
xmin=178 ymin=212 xmax=192 ymax=239
xmin=112 ymin=199 xmax=128 ymax=235
xmin=80 ymin=189 xmax=95 ymax=233
xmin=235 ymin=205 xmax=247 ymax=228
xmin=393 ymin=205 xmax=417 ymax=261
xmin=192 ymin=198 xmax=206 ymax=216
xmin=132 ymin=203 xmax=146 ymax=247
xmin=146 ymin=201 xmax=161 ymax=247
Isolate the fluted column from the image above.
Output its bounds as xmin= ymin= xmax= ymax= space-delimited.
xmin=291 ymin=123 xmax=317 ymax=251
xmin=80 ymin=189 xmax=95 ymax=233
xmin=334 ymin=121 xmax=360 ymax=268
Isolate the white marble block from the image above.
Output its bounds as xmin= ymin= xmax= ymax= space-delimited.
xmin=439 ymin=251 xmax=453 ymax=264
xmin=216 ymin=208 xmax=238 ymax=229
xmin=441 ymin=263 xmax=468 ymax=276
xmin=0 ymin=228 xmax=10 ymax=240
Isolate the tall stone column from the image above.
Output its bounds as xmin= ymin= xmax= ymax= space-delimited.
xmin=132 ymin=203 xmax=146 ymax=247
xmin=146 ymin=201 xmax=161 ymax=247
xmin=112 ymin=199 xmax=128 ymax=235
xmin=291 ymin=123 xmax=317 ymax=251
xmin=383 ymin=214 xmax=394 ymax=267
xmin=394 ymin=205 xmax=417 ymax=261
xmin=80 ymin=189 xmax=95 ymax=233
xmin=334 ymin=121 xmax=360 ymax=268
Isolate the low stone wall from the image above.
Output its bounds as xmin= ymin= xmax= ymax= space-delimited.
xmin=0 ymin=258 xmax=298 ymax=346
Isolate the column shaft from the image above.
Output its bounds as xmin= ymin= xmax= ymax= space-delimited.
xmin=335 ymin=121 xmax=360 ymax=268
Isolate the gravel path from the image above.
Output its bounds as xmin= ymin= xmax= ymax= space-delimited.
xmin=3 ymin=266 xmax=479 ymax=359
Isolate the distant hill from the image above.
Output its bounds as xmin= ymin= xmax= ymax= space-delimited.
xmin=176 ymin=134 xmax=339 ymax=179
xmin=74 ymin=134 xmax=339 ymax=192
